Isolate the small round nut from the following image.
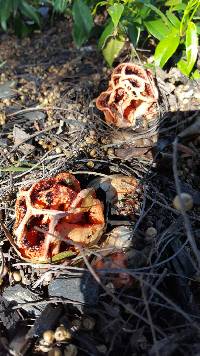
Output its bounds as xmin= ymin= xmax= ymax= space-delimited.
xmin=82 ymin=316 xmax=95 ymax=330
xmin=55 ymin=325 xmax=71 ymax=342
xmin=48 ymin=347 xmax=62 ymax=356
xmin=89 ymin=149 xmax=97 ymax=158
xmin=173 ymin=193 xmax=193 ymax=211
xmin=86 ymin=161 xmax=94 ymax=168
xmin=12 ymin=271 xmax=22 ymax=282
xmin=64 ymin=344 xmax=78 ymax=356
xmin=43 ymin=330 xmax=55 ymax=345
xmin=145 ymin=227 xmax=157 ymax=239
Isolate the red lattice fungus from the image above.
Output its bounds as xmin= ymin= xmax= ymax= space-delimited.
xmin=96 ymin=62 xmax=158 ymax=128
xmin=14 ymin=173 xmax=105 ymax=262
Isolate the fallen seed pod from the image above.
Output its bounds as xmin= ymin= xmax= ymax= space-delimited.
xmin=43 ymin=330 xmax=55 ymax=345
xmin=55 ymin=325 xmax=71 ymax=342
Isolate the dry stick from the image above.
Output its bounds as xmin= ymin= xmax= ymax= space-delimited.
xmin=12 ymin=298 xmax=82 ymax=310
xmin=173 ymin=137 xmax=200 ymax=271
xmin=6 ymin=106 xmax=84 ymax=118
xmin=140 ymin=278 xmax=160 ymax=356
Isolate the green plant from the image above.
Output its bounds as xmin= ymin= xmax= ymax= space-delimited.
xmin=71 ymin=0 xmax=200 ymax=77
xmin=0 ymin=0 xmax=40 ymax=36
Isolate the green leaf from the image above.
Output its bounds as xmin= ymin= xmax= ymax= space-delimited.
xmin=166 ymin=10 xmax=180 ymax=28
xmin=128 ymin=23 xmax=140 ymax=47
xmin=0 ymin=0 xmax=13 ymax=31
xmin=51 ymin=250 xmax=76 ymax=262
xmin=107 ymin=3 xmax=124 ymax=28
xmin=52 ymin=0 xmax=67 ymax=13
xmin=192 ymin=69 xmax=200 ymax=79
xmin=165 ymin=0 xmax=182 ymax=6
xmin=20 ymin=1 xmax=40 ymax=25
xmin=102 ymin=35 xmax=125 ymax=66
xmin=185 ymin=21 xmax=198 ymax=74
xmin=154 ymin=29 xmax=180 ymax=67
xmin=98 ymin=20 xmax=114 ymax=49
xmin=144 ymin=19 xmax=171 ymax=40
xmin=143 ymin=3 xmax=173 ymax=29
xmin=177 ymin=59 xmax=190 ymax=76
xmin=72 ymin=0 xmax=93 ymax=48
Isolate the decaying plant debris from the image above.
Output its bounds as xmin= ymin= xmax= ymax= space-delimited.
xmin=0 ymin=19 xmax=200 ymax=356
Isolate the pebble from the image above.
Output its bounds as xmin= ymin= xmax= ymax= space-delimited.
xmin=55 ymin=146 xmax=62 ymax=154
xmin=89 ymin=149 xmax=97 ymax=157
xmin=43 ymin=330 xmax=55 ymax=344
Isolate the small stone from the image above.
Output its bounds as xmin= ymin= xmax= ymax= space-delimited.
xmin=55 ymin=325 xmax=71 ymax=342
xmin=43 ymin=330 xmax=55 ymax=345
xmin=173 ymin=193 xmax=193 ymax=211
xmin=85 ymin=137 xmax=94 ymax=144
xmin=107 ymin=148 xmax=114 ymax=156
xmin=12 ymin=271 xmax=22 ymax=282
xmin=89 ymin=149 xmax=97 ymax=157
xmin=82 ymin=316 xmax=95 ymax=330
xmin=64 ymin=344 xmax=78 ymax=356
xmin=55 ymin=146 xmax=62 ymax=154
xmin=145 ymin=227 xmax=157 ymax=239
